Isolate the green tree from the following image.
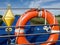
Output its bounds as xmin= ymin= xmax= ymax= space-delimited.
xmin=0 ymin=15 xmax=3 ymax=26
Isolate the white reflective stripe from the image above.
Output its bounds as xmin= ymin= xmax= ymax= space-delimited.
xmin=38 ymin=11 xmax=42 ymax=17
xmin=15 ymin=29 xmax=20 ymax=33
xmin=15 ymin=29 xmax=24 ymax=33
xmin=20 ymin=29 xmax=24 ymax=33
xmin=51 ymin=30 xmax=60 ymax=33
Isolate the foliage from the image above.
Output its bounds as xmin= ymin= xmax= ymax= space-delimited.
xmin=30 ymin=17 xmax=60 ymax=24
xmin=55 ymin=15 xmax=60 ymax=17
xmin=0 ymin=15 xmax=3 ymax=26
xmin=30 ymin=17 xmax=45 ymax=24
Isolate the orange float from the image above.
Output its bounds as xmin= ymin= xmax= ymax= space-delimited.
xmin=15 ymin=9 xmax=59 ymax=45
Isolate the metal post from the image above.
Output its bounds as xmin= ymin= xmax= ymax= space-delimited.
xmin=7 ymin=28 xmax=11 ymax=45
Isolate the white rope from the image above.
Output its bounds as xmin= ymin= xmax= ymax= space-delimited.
xmin=45 ymin=10 xmax=47 ymax=25
xmin=43 ymin=10 xmax=49 ymax=32
xmin=38 ymin=11 xmax=42 ymax=17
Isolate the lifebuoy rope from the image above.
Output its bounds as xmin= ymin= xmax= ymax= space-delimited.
xmin=44 ymin=10 xmax=47 ymax=25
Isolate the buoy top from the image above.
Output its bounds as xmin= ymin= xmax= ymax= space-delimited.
xmin=2 ymin=6 xmax=15 ymax=26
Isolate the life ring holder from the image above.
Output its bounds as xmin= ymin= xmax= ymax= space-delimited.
xmin=15 ymin=9 xmax=59 ymax=45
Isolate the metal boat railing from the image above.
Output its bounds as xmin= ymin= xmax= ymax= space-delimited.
xmin=0 ymin=8 xmax=60 ymax=10
xmin=0 ymin=8 xmax=60 ymax=45
xmin=0 ymin=24 xmax=60 ymax=45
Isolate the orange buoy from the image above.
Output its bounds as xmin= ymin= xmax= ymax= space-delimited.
xmin=15 ymin=9 xmax=59 ymax=45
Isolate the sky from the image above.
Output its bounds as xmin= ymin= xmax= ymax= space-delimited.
xmin=0 ymin=0 xmax=60 ymax=15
